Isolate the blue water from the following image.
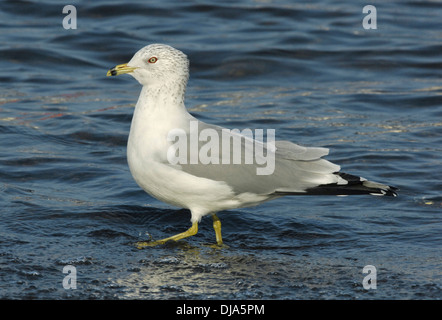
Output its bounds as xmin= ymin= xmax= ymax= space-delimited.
xmin=1 ymin=0 xmax=441 ymax=299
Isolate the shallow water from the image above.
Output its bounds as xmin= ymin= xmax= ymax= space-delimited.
xmin=1 ymin=0 xmax=441 ymax=300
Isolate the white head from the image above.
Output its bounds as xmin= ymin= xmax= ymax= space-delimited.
xmin=107 ymin=44 xmax=189 ymax=89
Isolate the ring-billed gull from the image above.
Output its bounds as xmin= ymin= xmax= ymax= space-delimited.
xmin=107 ymin=44 xmax=397 ymax=247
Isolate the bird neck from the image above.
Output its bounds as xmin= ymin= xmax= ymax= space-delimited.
xmin=136 ymin=81 xmax=187 ymax=114
xmin=132 ymin=82 xmax=191 ymax=129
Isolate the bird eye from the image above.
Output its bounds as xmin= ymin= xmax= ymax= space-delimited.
xmin=148 ymin=57 xmax=158 ymax=63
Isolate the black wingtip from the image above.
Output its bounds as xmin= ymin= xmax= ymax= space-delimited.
xmin=277 ymin=172 xmax=399 ymax=197
xmin=272 ymin=172 xmax=398 ymax=197
xmin=384 ymin=185 xmax=399 ymax=197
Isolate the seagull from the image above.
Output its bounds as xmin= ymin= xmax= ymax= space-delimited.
xmin=107 ymin=44 xmax=397 ymax=247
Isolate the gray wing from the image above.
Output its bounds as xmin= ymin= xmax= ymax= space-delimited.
xmin=166 ymin=120 xmax=344 ymax=195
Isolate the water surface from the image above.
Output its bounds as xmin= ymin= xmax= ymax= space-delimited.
xmin=0 ymin=0 xmax=441 ymax=299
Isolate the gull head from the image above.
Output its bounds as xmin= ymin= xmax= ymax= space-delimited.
xmin=107 ymin=44 xmax=189 ymax=87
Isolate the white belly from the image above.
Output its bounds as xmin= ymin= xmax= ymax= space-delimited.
xmin=127 ymin=127 xmax=243 ymax=221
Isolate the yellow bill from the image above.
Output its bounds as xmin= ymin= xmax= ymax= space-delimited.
xmin=106 ymin=63 xmax=138 ymax=76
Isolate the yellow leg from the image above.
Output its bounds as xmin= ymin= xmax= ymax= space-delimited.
xmin=212 ymin=214 xmax=223 ymax=246
xmin=136 ymin=222 xmax=198 ymax=248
